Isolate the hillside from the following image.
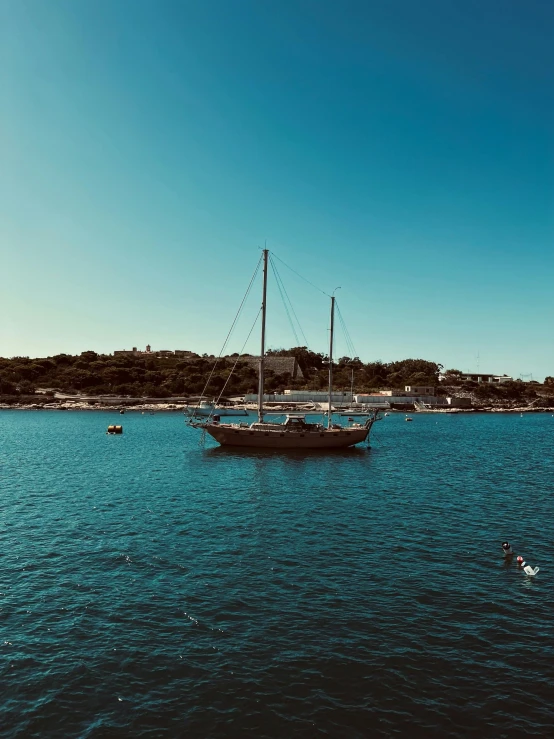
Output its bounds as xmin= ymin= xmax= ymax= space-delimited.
xmin=0 ymin=350 xmax=441 ymax=399
xmin=2 ymin=350 xmax=552 ymax=410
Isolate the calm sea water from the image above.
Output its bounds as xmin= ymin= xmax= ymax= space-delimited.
xmin=1 ymin=410 xmax=553 ymax=738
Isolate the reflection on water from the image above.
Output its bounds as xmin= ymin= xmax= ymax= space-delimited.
xmin=203 ymin=444 xmax=371 ymax=460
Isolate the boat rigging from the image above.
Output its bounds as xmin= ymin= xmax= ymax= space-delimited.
xmin=188 ymin=249 xmax=380 ymax=449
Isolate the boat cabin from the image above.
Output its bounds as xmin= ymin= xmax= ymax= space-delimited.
xmin=250 ymin=414 xmax=324 ymax=433
xmin=283 ymin=414 xmax=312 ymax=429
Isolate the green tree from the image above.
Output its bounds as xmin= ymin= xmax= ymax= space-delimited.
xmin=0 ymin=379 xmax=17 ymax=394
xmin=80 ymin=351 xmax=98 ymax=362
xmin=474 ymin=384 xmax=495 ymax=400
xmin=500 ymin=380 xmax=525 ymax=400
xmin=18 ymin=380 xmax=36 ymax=395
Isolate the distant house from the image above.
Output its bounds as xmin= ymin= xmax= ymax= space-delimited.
xmin=356 ymin=386 xmax=435 ymax=398
xmin=113 ymin=346 xmax=196 ymax=359
xmin=355 ymin=390 xmax=438 ymax=405
xmin=457 ymin=373 xmax=513 ymax=384
xmin=404 ymin=385 xmax=435 ymax=396
xmin=246 ymin=390 xmax=352 ymax=403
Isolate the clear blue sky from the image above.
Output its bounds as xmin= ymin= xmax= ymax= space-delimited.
xmin=2 ymin=0 xmax=553 ymax=379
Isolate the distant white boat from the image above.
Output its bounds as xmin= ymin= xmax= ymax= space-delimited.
xmin=184 ymin=401 xmax=248 ymax=417
xmin=337 ymin=407 xmax=377 ymax=416
xmin=414 ymin=401 xmax=462 ymax=414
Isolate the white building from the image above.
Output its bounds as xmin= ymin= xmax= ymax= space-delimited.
xmin=405 ymin=386 xmax=435 ymax=396
xmin=246 ymin=386 xmax=440 ymax=406
xmin=245 ymin=390 xmax=352 ymax=403
xmin=354 ymin=393 xmax=438 ymax=406
xmin=457 ymin=373 xmax=513 ymax=384
xmin=113 ymin=345 xmax=196 ymax=358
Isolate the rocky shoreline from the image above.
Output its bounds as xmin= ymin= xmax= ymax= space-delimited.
xmin=474 ymin=406 xmax=554 ymax=413
xmin=2 ymin=389 xmax=554 ymax=414
xmin=0 ymin=402 xmax=187 ymax=412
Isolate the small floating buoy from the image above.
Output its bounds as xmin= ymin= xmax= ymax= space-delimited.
xmin=120 ymin=410 xmax=125 ymax=415
xmin=516 ymin=555 xmax=539 ymax=576
xmin=405 ymin=417 xmax=413 ymax=422
xmin=107 ymin=425 xmax=123 ymax=435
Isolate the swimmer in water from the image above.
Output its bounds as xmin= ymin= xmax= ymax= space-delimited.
xmin=501 ymin=541 xmax=513 ymax=557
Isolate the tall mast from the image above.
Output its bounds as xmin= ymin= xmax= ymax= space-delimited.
xmin=327 ymin=295 xmax=335 ymax=429
xmin=258 ymin=248 xmax=269 ymax=423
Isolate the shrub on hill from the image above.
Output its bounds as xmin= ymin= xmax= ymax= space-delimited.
xmin=0 ymin=351 xmax=444 ymax=398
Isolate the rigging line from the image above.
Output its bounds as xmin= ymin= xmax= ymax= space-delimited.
xmin=269 ymin=254 xmax=310 ymax=349
xmin=194 ymin=254 xmax=262 ymax=410
xmin=335 ymin=302 xmax=358 ymax=359
xmin=334 ymin=303 xmax=349 ymax=355
xmin=277 ymin=268 xmax=308 ymax=348
xmin=338 ymin=314 xmax=357 ymax=360
xmin=214 ymin=308 xmax=262 ymax=406
xmin=339 ymin=308 xmax=357 ymax=360
xmin=269 ymin=256 xmax=300 ymax=346
xmin=339 ymin=321 xmax=356 ymax=360
xmin=270 ymin=252 xmax=330 ymax=298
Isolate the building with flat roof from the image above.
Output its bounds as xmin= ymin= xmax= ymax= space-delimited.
xmin=246 ymin=386 xmax=440 ymax=406
xmin=405 ymin=385 xmax=435 ymax=396
xmin=457 ymin=373 xmax=513 ymax=384
xmin=114 ymin=346 xmax=196 ymax=358
xmin=114 ymin=347 xmax=139 ymax=357
xmin=245 ymin=391 xmax=352 ymax=403
xmin=355 ymin=393 xmax=438 ymax=406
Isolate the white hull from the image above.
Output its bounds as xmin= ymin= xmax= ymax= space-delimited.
xmin=337 ymin=409 xmax=376 ymax=416
xmin=202 ymin=422 xmax=372 ymax=449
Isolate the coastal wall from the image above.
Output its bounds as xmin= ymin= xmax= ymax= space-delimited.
xmin=245 ymin=392 xmax=353 ymax=403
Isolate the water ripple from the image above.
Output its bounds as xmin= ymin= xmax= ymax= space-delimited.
xmin=1 ymin=410 xmax=554 ymax=737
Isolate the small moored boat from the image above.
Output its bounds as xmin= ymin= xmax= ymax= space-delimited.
xmin=184 ymin=400 xmax=248 ymax=417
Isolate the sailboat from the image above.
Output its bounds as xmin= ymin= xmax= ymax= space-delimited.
xmin=190 ymin=250 xmax=380 ymax=449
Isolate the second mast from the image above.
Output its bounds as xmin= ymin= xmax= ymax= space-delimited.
xmin=258 ymin=249 xmax=269 ymax=422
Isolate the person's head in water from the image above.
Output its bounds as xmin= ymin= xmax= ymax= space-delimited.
xmin=502 ymin=541 xmax=512 ymax=553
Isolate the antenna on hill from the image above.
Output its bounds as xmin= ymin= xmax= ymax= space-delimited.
xmin=520 ymin=373 xmax=533 ymax=382
xmin=476 ymin=350 xmax=480 ymax=374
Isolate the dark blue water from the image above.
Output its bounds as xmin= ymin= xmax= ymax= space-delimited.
xmin=1 ymin=411 xmax=553 ymax=738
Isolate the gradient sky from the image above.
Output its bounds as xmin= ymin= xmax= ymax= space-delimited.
xmin=2 ymin=0 xmax=553 ymax=378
